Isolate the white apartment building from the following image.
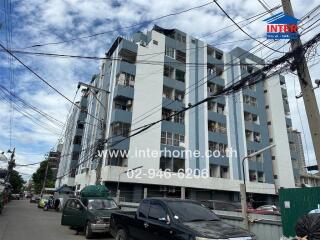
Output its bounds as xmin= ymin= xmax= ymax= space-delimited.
xmin=55 ymin=26 xmax=302 ymax=203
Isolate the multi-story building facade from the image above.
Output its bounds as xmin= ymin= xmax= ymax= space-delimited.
xmin=67 ymin=26 xmax=303 ymax=202
xmin=55 ymin=92 xmax=88 ymax=188
xmin=48 ymin=144 xmax=62 ymax=179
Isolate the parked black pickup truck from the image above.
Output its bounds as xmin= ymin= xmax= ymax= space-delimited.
xmin=110 ymin=198 xmax=255 ymax=240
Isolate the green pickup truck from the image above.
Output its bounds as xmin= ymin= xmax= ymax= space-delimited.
xmin=61 ymin=185 xmax=120 ymax=239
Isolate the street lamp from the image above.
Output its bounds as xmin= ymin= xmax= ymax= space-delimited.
xmin=116 ymin=166 xmax=143 ymax=203
xmin=240 ymin=144 xmax=276 ymax=230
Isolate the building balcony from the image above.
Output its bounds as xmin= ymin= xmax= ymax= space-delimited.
xmin=207 ymin=75 xmax=225 ymax=86
xmin=111 ymin=109 xmax=132 ymax=124
xmin=209 ymin=156 xmax=229 ymax=166
xmin=118 ymin=60 xmax=136 ymax=76
xmin=107 ymin=135 xmax=130 ymax=150
xmin=207 ymin=111 xmax=226 ymax=122
xmin=243 ymin=104 xmax=258 ymax=115
xmin=208 ymin=131 xmax=228 ymax=144
xmin=119 ymin=39 xmax=138 ymax=54
xmin=161 ymin=121 xmax=185 ymax=135
xmin=248 ymin=161 xmax=264 ymax=172
xmin=207 ymin=55 xmax=224 ymax=66
xmin=114 ymin=85 xmax=134 ymax=99
xmin=163 ymin=76 xmax=185 ymax=92
xmin=162 ymin=97 xmax=184 ymax=111
xmin=245 ymin=122 xmax=261 ymax=133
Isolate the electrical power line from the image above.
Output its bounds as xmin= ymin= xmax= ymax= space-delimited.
xmin=23 ymin=1 xmax=215 ymax=49
xmin=213 ymin=0 xmax=284 ymax=54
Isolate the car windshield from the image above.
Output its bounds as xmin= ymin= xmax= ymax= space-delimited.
xmin=167 ymin=201 xmax=220 ymax=223
xmin=87 ymin=199 xmax=118 ymax=210
xmin=42 ymin=195 xmax=50 ymax=200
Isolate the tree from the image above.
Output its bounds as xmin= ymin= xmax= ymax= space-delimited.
xmin=32 ymin=160 xmax=54 ymax=194
xmin=9 ymin=170 xmax=25 ymax=193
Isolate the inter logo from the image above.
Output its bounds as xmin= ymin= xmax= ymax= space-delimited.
xmin=263 ymin=12 xmax=300 ymax=40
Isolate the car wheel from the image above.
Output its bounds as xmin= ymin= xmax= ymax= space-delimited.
xmin=115 ymin=229 xmax=128 ymax=240
xmin=84 ymin=222 xmax=93 ymax=239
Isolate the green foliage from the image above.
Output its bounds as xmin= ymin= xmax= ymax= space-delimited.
xmin=9 ymin=170 xmax=25 ymax=193
xmin=32 ymin=160 xmax=54 ymax=194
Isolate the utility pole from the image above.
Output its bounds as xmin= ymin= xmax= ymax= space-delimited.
xmin=78 ymin=81 xmax=110 ymax=185
xmin=5 ymin=148 xmax=15 ymax=183
xmin=281 ymin=0 xmax=320 ymax=169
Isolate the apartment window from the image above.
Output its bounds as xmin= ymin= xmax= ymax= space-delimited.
xmin=208 ymin=121 xmax=227 ymax=134
xmin=164 ymin=65 xmax=174 ymax=79
xmin=207 ymin=64 xmax=216 ymax=76
xmin=244 ymin=111 xmax=259 ymax=124
xmin=165 ymin=47 xmax=175 ymax=58
xmin=160 ymin=157 xmax=171 ymax=171
xmin=117 ymin=72 xmax=135 ymax=87
xmin=264 ymin=89 xmax=268 ymax=93
xmin=243 ymin=95 xmax=257 ymax=107
xmin=207 ymin=47 xmax=214 ymax=57
xmin=267 ymin=121 xmax=271 ymax=125
xmin=176 ymin=50 xmax=186 ymax=63
xmin=175 ymin=69 xmax=185 ymax=82
xmin=258 ymin=172 xmax=264 ymax=183
xmin=163 ymin=86 xmax=173 ymax=99
xmin=249 ymin=170 xmax=257 ymax=181
xmin=265 ymin=105 xmax=269 ymax=109
xmin=220 ymin=167 xmax=229 ymax=178
xmin=161 ymin=131 xmax=184 ymax=147
xmin=269 ymin=138 xmax=273 ymax=143
xmin=174 ymin=134 xmax=180 ymax=146
xmin=274 ymin=175 xmax=278 ymax=179
xmin=248 ymin=84 xmax=256 ymax=91
xmin=209 ymin=141 xmax=228 ymax=155
xmin=175 ymin=90 xmax=184 ymax=102
xmin=173 ymin=158 xmax=185 ymax=172
xmin=216 ymin=67 xmax=223 ymax=77
xmin=215 ymin=51 xmax=223 ymax=60
xmin=272 ymin=156 xmax=276 ymax=160
xmin=114 ymin=99 xmax=132 ymax=112
xmin=72 ymin=152 xmax=80 ymax=161
xmin=153 ymin=40 xmax=158 ymax=45
xmin=217 ymin=103 xmax=225 ymax=115
xmin=162 ymin=108 xmax=172 ymax=121
xmin=77 ymin=123 xmax=84 ymax=129
xmin=111 ymin=122 xmax=130 ymax=137
xmin=254 ymin=132 xmax=261 ymax=143
xmin=173 ymin=112 xmax=184 ymax=124
xmin=73 ymin=136 xmax=82 ymax=145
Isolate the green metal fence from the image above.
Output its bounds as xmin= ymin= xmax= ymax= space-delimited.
xmin=279 ymin=187 xmax=320 ymax=237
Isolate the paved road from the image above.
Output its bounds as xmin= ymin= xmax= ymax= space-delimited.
xmin=0 ymin=199 xmax=114 ymax=240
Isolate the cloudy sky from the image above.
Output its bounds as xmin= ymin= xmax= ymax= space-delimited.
xmin=0 ymin=0 xmax=319 ymax=179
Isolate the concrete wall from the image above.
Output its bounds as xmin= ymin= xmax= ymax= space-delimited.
xmin=265 ymin=75 xmax=295 ymax=189
xmin=128 ymin=30 xmax=165 ymax=170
